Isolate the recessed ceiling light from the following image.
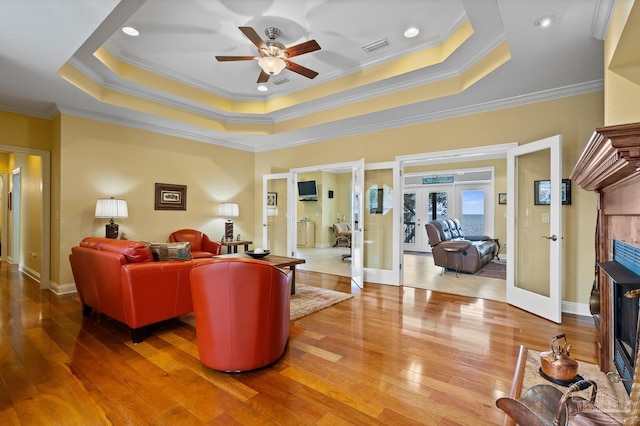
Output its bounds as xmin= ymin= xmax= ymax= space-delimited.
xmin=122 ymin=26 xmax=139 ymax=36
xmin=257 ymin=85 xmax=268 ymax=92
xmin=404 ymin=27 xmax=420 ymax=38
xmin=534 ymin=15 xmax=555 ymax=28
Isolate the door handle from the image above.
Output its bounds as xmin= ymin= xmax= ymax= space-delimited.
xmin=542 ymin=235 xmax=558 ymax=241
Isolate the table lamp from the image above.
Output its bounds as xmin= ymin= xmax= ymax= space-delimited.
xmin=95 ymin=197 xmax=128 ymax=239
xmin=219 ymin=202 xmax=239 ymax=240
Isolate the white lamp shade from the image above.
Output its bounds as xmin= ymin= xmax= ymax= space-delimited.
xmin=258 ymin=56 xmax=286 ymax=75
xmin=95 ymin=198 xmax=128 ymax=219
xmin=218 ymin=202 xmax=239 ymax=218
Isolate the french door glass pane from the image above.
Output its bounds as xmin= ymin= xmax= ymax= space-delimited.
xmin=403 ymin=193 xmax=416 ymax=243
xmin=428 ymin=191 xmax=448 ymax=220
xmin=460 ymin=189 xmax=485 ymax=235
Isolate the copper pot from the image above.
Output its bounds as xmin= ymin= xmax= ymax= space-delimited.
xmin=539 ymin=334 xmax=578 ymax=382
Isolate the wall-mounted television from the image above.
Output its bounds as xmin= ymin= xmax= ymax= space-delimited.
xmin=298 ymin=180 xmax=318 ymax=201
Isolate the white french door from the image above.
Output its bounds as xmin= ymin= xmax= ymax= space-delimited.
xmin=351 ymin=159 xmax=365 ymax=288
xmin=507 ymin=135 xmax=563 ymax=323
xmin=403 ymin=186 xmax=451 ymax=252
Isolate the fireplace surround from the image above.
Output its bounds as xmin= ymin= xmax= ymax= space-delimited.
xmin=599 ymin=242 xmax=640 ymax=394
xmin=571 ymin=122 xmax=640 ymax=397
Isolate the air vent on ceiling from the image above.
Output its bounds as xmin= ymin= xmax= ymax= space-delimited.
xmin=272 ymin=77 xmax=290 ymax=85
xmin=362 ymin=38 xmax=389 ymax=53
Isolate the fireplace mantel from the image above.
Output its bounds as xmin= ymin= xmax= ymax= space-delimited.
xmin=571 ymin=121 xmax=640 ymax=375
xmin=571 ymin=121 xmax=640 ymax=192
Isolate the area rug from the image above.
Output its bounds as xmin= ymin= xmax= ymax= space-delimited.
xmin=476 ymin=260 xmax=506 ymax=280
xmin=290 ymin=284 xmax=353 ymax=321
xmin=180 ymin=284 xmax=353 ymax=326
xmin=523 ymin=349 xmax=630 ymax=422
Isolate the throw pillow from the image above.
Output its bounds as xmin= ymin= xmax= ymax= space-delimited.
xmin=147 ymin=242 xmax=192 ymax=261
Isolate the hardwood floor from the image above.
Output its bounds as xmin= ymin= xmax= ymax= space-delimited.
xmin=0 ymin=262 xmax=598 ymax=425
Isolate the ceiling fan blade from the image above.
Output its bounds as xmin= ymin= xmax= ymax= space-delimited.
xmin=257 ymin=70 xmax=270 ymax=83
xmin=286 ymin=61 xmax=319 ymax=79
xmin=239 ymin=26 xmax=266 ymax=50
xmin=215 ymin=56 xmax=255 ymax=61
xmin=284 ymin=40 xmax=321 ymax=58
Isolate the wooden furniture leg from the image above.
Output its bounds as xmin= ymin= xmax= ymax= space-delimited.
xmin=504 ymin=345 xmax=528 ymax=426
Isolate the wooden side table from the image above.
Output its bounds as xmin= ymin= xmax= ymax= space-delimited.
xmin=220 ymin=239 xmax=252 ymax=254
xmin=493 ymin=238 xmax=502 ymax=260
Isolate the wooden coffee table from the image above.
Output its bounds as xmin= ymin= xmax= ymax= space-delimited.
xmin=214 ymin=253 xmax=306 ymax=295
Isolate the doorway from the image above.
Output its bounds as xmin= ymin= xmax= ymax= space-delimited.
xmin=402 ymin=169 xmax=494 ymax=254
xmin=0 ymin=145 xmax=51 ymax=290
xmin=290 ymin=160 xmax=365 ymax=288
xmin=397 ymin=143 xmax=515 ymax=292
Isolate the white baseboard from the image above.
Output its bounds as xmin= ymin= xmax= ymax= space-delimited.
xmin=21 ymin=265 xmax=41 ymax=285
xmin=562 ymin=300 xmax=592 ymax=317
xmin=315 ymin=243 xmax=334 ymax=249
xmin=49 ymin=281 xmax=78 ymax=295
xmin=364 ymin=267 xmax=400 ymax=285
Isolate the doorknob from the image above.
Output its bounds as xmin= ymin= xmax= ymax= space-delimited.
xmin=542 ymin=235 xmax=558 ymax=241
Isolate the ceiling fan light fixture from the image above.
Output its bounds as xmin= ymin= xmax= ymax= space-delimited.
xmin=258 ymin=56 xmax=286 ymax=75
xmin=257 ymin=85 xmax=268 ymax=92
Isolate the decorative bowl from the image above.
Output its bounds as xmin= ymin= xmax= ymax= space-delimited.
xmin=245 ymin=250 xmax=271 ymax=259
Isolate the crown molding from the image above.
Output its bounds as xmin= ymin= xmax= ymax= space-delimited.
xmin=0 ymin=102 xmax=59 ymax=120
xmin=591 ymin=0 xmax=616 ymax=40
xmin=56 ymin=105 xmax=256 ymax=152
xmin=252 ymin=80 xmax=604 ymax=151
xmin=9 ymin=79 xmax=603 ymax=153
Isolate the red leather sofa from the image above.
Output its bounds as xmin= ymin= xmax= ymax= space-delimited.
xmin=190 ymin=258 xmax=292 ymax=372
xmin=169 ymin=229 xmax=221 ymax=258
xmin=69 ymin=237 xmax=203 ymax=343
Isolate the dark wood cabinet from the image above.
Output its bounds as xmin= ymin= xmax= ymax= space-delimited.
xmin=570 ymin=121 xmax=640 ymax=372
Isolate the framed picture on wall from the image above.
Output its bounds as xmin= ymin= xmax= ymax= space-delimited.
xmin=155 ymin=183 xmax=187 ymax=210
xmin=267 ymin=192 xmax=277 ymax=208
xmin=498 ymin=193 xmax=507 ymax=205
xmin=534 ymin=179 xmax=571 ymax=205
xmin=561 ymin=179 xmax=571 ymax=204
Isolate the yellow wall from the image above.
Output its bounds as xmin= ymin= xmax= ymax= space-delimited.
xmin=605 ymin=0 xmax=640 ymax=125
xmin=255 ymin=92 xmax=603 ymax=304
xmin=50 ymin=115 xmax=61 ymax=287
xmin=57 ymin=114 xmax=255 ymax=284
xmin=0 ymin=110 xmax=52 ymax=151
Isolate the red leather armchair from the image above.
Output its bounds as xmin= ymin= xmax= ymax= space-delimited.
xmin=190 ymin=258 xmax=292 ymax=372
xmin=169 ymin=229 xmax=222 ymax=258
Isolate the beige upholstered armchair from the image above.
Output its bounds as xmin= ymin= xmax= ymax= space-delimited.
xmin=332 ymin=223 xmax=351 ymax=247
xmin=332 ymin=223 xmax=352 ymax=260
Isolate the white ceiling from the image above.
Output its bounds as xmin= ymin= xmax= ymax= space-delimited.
xmin=0 ymin=0 xmax=613 ymax=152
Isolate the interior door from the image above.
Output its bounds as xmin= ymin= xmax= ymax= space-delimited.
xmin=262 ymin=173 xmax=290 ymax=254
xmin=507 ymin=135 xmax=562 ymax=323
xmin=351 ymin=159 xmax=365 ymax=288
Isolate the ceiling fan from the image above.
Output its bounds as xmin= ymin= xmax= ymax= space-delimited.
xmin=215 ymin=26 xmax=321 ymax=83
